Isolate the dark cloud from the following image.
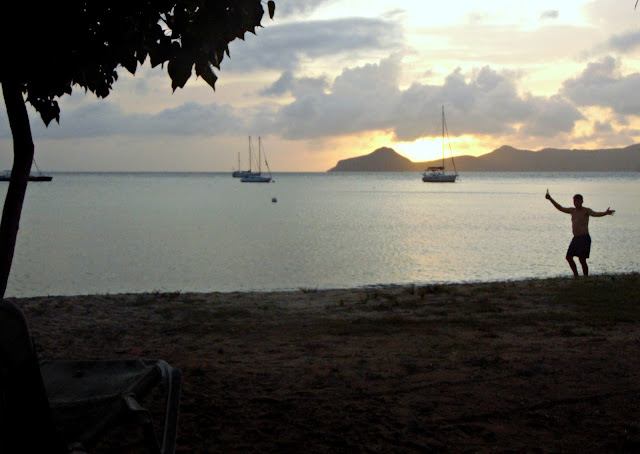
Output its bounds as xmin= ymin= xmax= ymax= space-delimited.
xmin=586 ymin=29 xmax=640 ymax=57
xmin=561 ymin=56 xmax=640 ymax=114
xmin=222 ymin=17 xmax=404 ymax=72
xmin=606 ymin=30 xmax=640 ymax=53
xmin=518 ymin=96 xmax=584 ymax=137
xmin=540 ymin=10 xmax=559 ymax=20
xmin=259 ymin=71 xmax=329 ymax=97
xmin=594 ymin=121 xmax=614 ymax=134
xmin=28 ymin=101 xmax=246 ymax=139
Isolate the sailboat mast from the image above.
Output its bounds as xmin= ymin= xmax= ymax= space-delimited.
xmin=442 ymin=105 xmax=445 ymax=168
xmin=258 ymin=137 xmax=262 ymax=173
xmin=248 ymin=136 xmax=252 ymax=173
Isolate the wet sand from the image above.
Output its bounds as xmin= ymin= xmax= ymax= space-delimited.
xmin=14 ymin=273 xmax=640 ymax=453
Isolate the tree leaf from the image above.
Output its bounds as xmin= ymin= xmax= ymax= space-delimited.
xmin=168 ymin=52 xmax=194 ymax=91
xmin=122 ymin=55 xmax=138 ymax=75
xmin=27 ymin=97 xmax=60 ymax=126
xmin=268 ymin=1 xmax=275 ymax=19
xmin=149 ymin=40 xmax=172 ymax=68
xmin=195 ymin=61 xmax=218 ymax=90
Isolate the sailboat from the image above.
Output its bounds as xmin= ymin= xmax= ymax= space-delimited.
xmin=232 ymin=137 xmax=257 ymax=178
xmin=240 ymin=137 xmax=272 ymax=183
xmin=0 ymin=158 xmax=52 ymax=182
xmin=422 ymin=106 xmax=458 ymax=183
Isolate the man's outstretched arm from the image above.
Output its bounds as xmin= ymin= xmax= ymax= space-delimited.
xmin=545 ymin=192 xmax=572 ymax=213
xmin=588 ymin=207 xmax=615 ymax=217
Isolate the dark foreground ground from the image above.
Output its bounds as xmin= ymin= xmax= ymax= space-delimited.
xmin=15 ymin=273 xmax=640 ymax=453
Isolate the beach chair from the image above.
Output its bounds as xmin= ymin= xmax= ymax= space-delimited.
xmin=0 ymin=299 xmax=182 ymax=453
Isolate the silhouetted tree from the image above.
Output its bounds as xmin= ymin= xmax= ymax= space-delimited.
xmin=0 ymin=0 xmax=275 ymax=298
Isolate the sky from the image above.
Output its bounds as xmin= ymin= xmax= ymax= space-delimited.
xmin=2 ymin=0 xmax=640 ymax=172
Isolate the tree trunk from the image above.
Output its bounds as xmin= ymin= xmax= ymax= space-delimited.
xmin=0 ymin=81 xmax=34 ymax=299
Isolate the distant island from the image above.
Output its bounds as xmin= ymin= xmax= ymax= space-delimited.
xmin=327 ymin=144 xmax=640 ymax=172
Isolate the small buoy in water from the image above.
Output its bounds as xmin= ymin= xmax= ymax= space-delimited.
xmin=272 ymin=197 xmax=277 ymax=203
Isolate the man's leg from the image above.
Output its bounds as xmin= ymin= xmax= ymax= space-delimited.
xmin=566 ymin=255 xmax=579 ymax=277
xmin=578 ymin=257 xmax=588 ymax=276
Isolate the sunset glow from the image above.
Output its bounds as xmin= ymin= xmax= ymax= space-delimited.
xmin=394 ymin=136 xmax=487 ymax=164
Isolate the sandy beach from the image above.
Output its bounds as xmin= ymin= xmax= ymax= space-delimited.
xmin=12 ymin=273 xmax=640 ymax=453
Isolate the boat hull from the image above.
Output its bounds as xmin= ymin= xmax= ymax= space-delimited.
xmin=240 ymin=176 xmax=272 ymax=183
xmin=422 ymin=173 xmax=458 ymax=183
xmin=232 ymin=171 xmax=254 ymax=178
xmin=0 ymin=175 xmax=52 ymax=182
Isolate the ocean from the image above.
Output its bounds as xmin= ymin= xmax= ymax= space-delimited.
xmin=5 ymin=171 xmax=639 ymax=297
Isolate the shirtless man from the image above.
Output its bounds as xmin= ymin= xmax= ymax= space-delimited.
xmin=546 ymin=192 xmax=615 ymax=277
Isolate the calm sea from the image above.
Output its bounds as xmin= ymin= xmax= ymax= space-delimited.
xmin=4 ymin=172 xmax=639 ymax=297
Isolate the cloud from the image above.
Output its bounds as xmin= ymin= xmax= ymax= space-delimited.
xmin=394 ymin=67 xmax=582 ymax=140
xmin=594 ymin=121 xmax=614 ymax=134
xmin=28 ymin=101 xmax=246 ymax=139
xmin=561 ymin=56 xmax=640 ymax=114
xmin=518 ymin=95 xmax=584 ymax=137
xmin=540 ymin=10 xmax=559 ymax=20
xmin=266 ymin=57 xmax=583 ymax=142
xmin=221 ymin=17 xmax=404 ymax=72
xmin=605 ymin=30 xmax=640 ymax=53
xmin=8 ymin=54 xmax=633 ymax=153
xmin=259 ymin=71 xmax=329 ymax=97
xmin=271 ymin=54 xmax=403 ymax=139
xmin=16 ymin=55 xmax=585 ymax=145
xmin=585 ymin=29 xmax=640 ymax=58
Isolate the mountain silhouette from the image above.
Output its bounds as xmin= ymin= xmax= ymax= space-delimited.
xmin=327 ymin=144 xmax=640 ymax=172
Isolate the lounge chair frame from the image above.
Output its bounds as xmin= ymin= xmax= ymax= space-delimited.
xmin=0 ymin=299 xmax=181 ymax=453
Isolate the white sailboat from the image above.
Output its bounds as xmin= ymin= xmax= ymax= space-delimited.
xmin=240 ymin=137 xmax=272 ymax=183
xmin=422 ymin=106 xmax=458 ymax=183
xmin=232 ymin=137 xmax=258 ymax=178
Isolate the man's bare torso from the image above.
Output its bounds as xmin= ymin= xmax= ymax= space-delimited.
xmin=571 ymin=207 xmax=591 ymax=237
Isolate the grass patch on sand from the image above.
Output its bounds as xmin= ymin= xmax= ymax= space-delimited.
xmin=131 ymin=290 xmax=182 ymax=307
xmin=552 ymin=273 xmax=640 ymax=323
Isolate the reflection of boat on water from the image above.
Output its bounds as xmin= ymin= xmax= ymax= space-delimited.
xmin=232 ymin=137 xmax=260 ymax=178
xmin=241 ymin=137 xmax=272 ymax=183
xmin=422 ymin=106 xmax=458 ymax=183
xmin=0 ymin=159 xmax=52 ymax=182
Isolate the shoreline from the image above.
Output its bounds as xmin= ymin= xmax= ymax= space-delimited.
xmin=13 ymin=273 xmax=640 ymax=453
xmin=7 ymin=271 xmax=628 ymax=302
